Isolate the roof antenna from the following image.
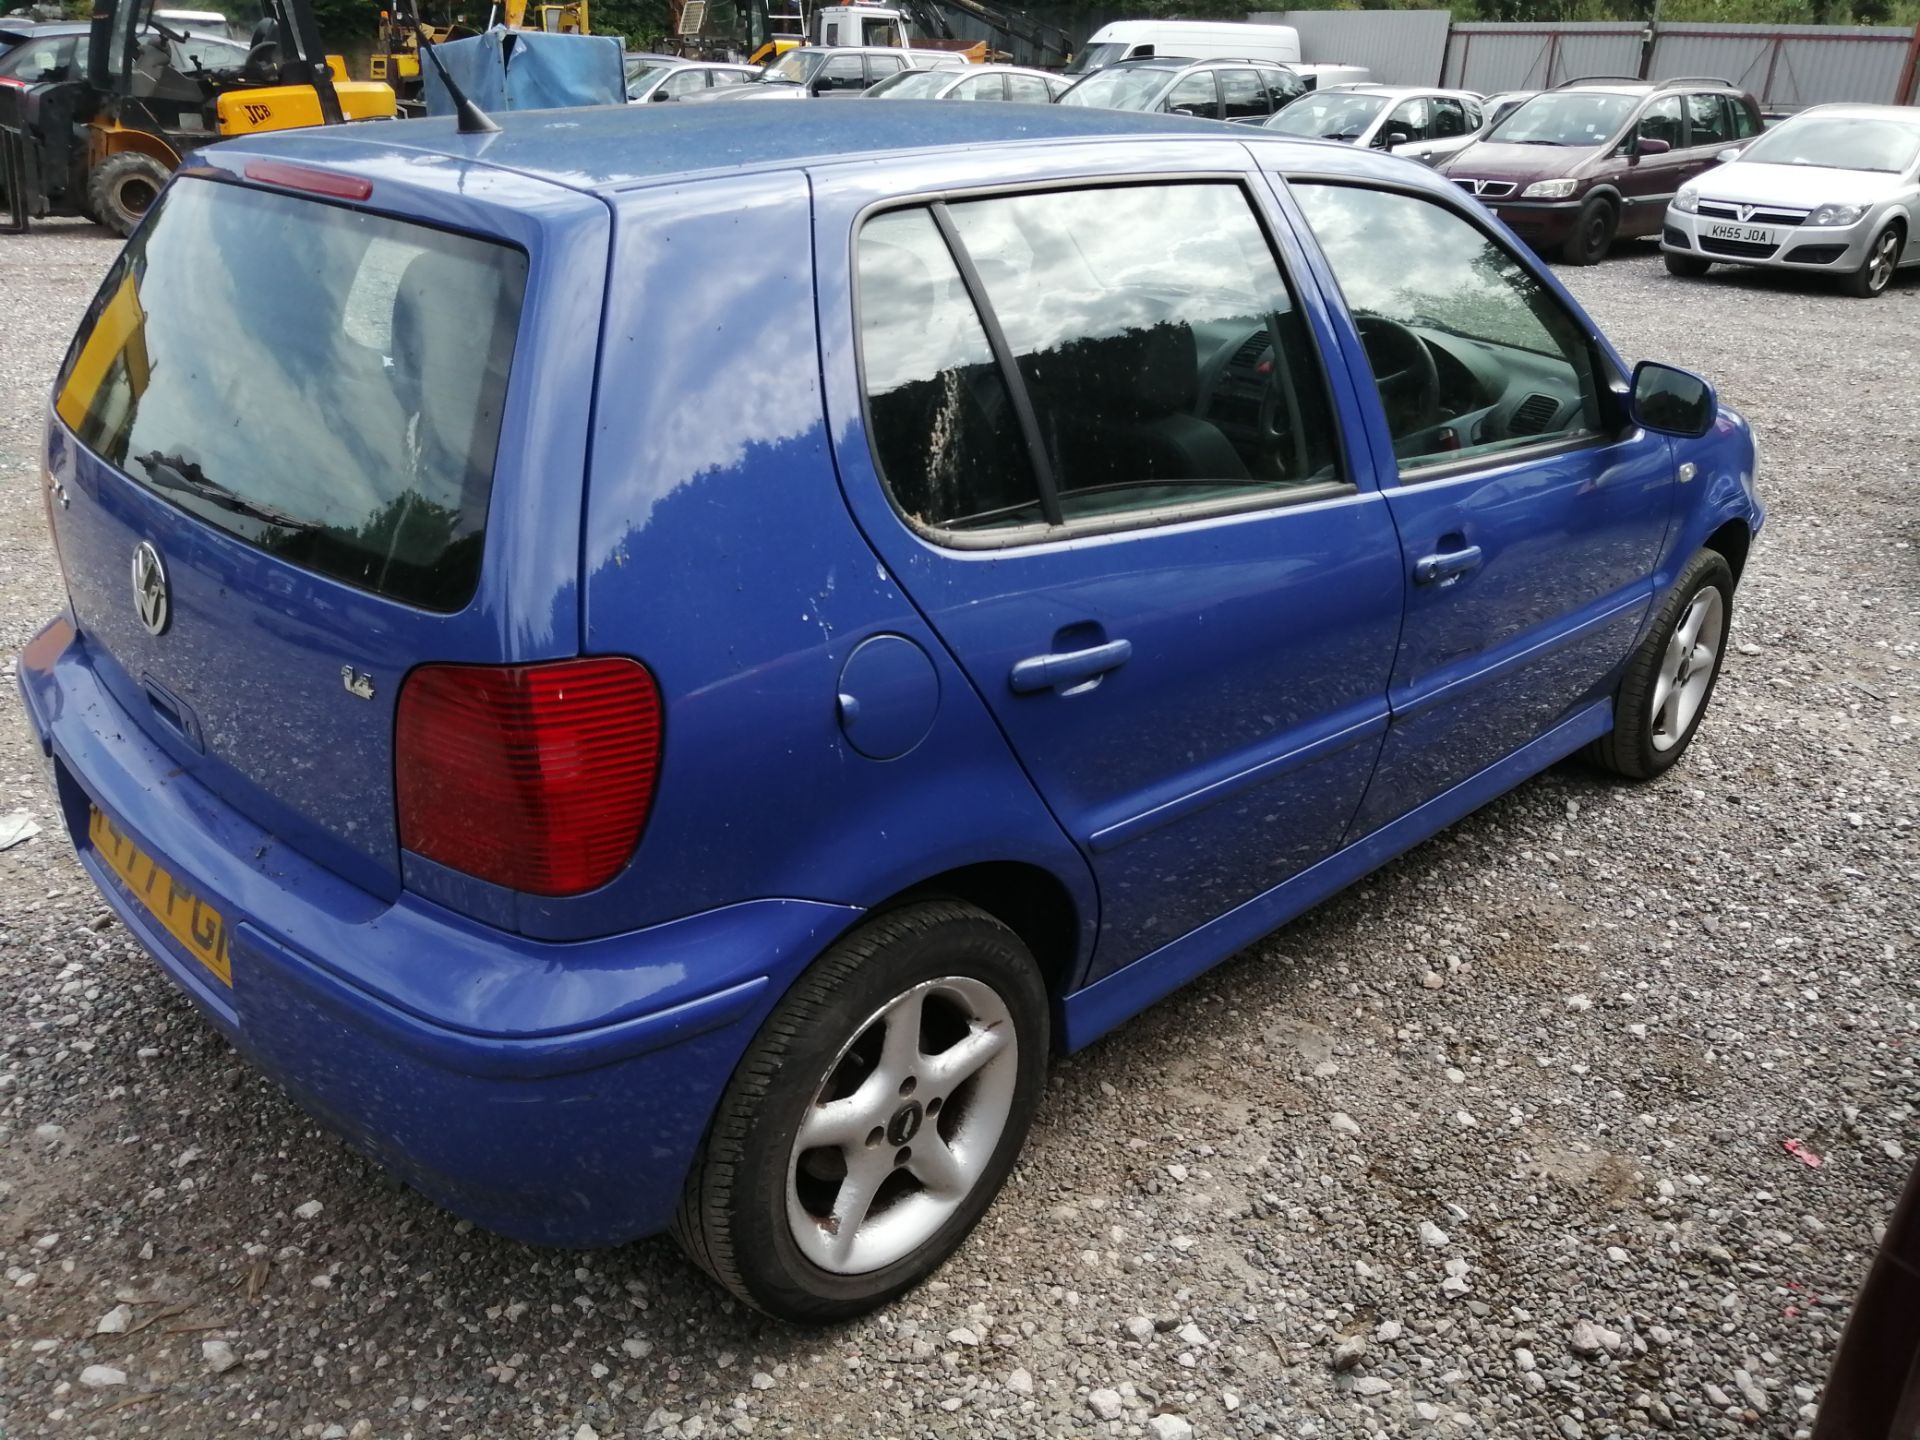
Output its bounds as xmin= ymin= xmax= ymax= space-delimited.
xmin=410 ymin=15 xmax=500 ymax=133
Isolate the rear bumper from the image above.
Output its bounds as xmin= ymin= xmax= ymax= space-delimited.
xmin=17 ymin=616 xmax=859 ymax=1247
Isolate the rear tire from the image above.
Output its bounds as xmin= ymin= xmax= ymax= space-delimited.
xmin=1664 ymin=250 xmax=1712 ymax=278
xmin=1844 ymin=223 xmax=1902 ymax=299
xmin=87 ymin=153 xmax=170 ymax=238
xmin=1560 ymin=196 xmax=1617 ymax=266
xmin=673 ymin=900 xmax=1049 ymax=1322
xmin=1586 ymin=548 xmax=1734 ymax=781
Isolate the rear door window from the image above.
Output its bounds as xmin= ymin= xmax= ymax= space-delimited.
xmin=54 ymin=177 xmax=526 ymax=611
xmin=856 ymin=209 xmax=1039 ymax=530
xmin=1219 ymin=67 xmax=1268 ymax=120
xmin=1684 ymin=92 xmax=1732 ymax=147
xmin=1007 ymin=73 xmax=1051 ymax=103
xmin=1432 ymin=96 xmax=1468 ymax=137
xmin=857 ymin=183 xmax=1343 ymax=539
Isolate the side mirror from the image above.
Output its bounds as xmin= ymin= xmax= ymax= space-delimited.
xmin=1714 ymin=144 xmax=1743 ymax=163
xmin=1630 ymin=360 xmax=1716 ymax=438
xmin=649 ymin=88 xmax=671 ymax=101
xmin=1378 ymin=125 xmax=1412 ymax=149
xmin=1635 ymin=135 xmax=1671 ymax=156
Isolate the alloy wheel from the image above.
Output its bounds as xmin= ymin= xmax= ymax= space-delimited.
xmin=1868 ymin=230 xmax=1899 ymax=293
xmin=786 ymin=975 xmax=1018 ymax=1274
xmin=1650 ymin=585 xmax=1725 ymax=752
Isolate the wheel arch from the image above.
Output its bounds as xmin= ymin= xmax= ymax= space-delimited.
xmin=869 ymin=860 xmax=1086 ymax=1050
xmin=1704 ymin=516 xmax=1752 ymax=586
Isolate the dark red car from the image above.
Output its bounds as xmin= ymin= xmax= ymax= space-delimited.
xmin=1438 ymin=77 xmax=1764 ymax=264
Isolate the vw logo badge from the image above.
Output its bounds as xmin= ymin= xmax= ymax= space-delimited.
xmin=131 ymin=541 xmax=170 ymax=637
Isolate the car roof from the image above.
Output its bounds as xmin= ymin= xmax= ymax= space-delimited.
xmin=227 ymin=101 xmax=1396 ymax=199
xmin=1792 ymin=101 xmax=1920 ymax=124
xmin=1324 ymin=84 xmax=1478 ymax=100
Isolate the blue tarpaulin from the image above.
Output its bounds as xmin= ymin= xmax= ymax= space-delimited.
xmin=420 ymin=28 xmax=625 ymax=115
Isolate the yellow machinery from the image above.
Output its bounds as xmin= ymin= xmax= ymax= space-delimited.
xmin=368 ymin=1 xmax=586 ymax=106
xmin=0 ymin=0 xmax=394 ymax=235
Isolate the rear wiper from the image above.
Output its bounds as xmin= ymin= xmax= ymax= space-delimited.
xmin=136 ymin=451 xmax=315 ymax=532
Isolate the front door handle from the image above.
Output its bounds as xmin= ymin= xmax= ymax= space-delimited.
xmin=1413 ymin=545 xmax=1483 ymax=586
xmin=1009 ymin=638 xmax=1132 ymax=695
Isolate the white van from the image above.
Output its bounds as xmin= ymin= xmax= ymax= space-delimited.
xmin=1064 ymin=20 xmax=1301 ymax=75
xmin=1292 ymin=62 xmax=1373 ymax=91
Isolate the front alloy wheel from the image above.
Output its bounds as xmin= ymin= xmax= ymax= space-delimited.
xmin=1650 ymin=585 xmax=1725 ymax=753
xmin=1586 ymin=547 xmax=1735 ymax=780
xmin=1847 ymin=225 xmax=1902 ymax=299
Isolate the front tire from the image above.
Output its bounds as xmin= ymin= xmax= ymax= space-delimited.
xmin=1560 ymin=196 xmax=1617 ymax=266
xmin=1587 ymin=548 xmax=1734 ymax=780
xmin=674 ymin=901 xmax=1049 ymax=1322
xmin=1664 ymin=250 xmax=1712 ymax=279
xmin=1845 ymin=224 xmax=1902 ymax=299
xmin=87 ymin=153 xmax=170 ymax=238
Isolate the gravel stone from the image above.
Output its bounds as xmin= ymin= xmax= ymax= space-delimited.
xmin=1089 ymin=1388 xmax=1124 ymax=1421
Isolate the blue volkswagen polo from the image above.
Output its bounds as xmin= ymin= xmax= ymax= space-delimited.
xmin=20 ymin=102 xmax=1761 ymax=1321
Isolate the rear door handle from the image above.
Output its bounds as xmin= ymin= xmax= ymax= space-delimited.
xmin=1413 ymin=545 xmax=1483 ymax=586
xmin=1009 ymin=638 xmax=1132 ymax=695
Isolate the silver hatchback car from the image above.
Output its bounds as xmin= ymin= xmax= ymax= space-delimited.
xmin=1661 ymin=103 xmax=1920 ymax=298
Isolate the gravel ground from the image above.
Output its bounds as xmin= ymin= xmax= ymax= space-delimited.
xmin=0 ymin=222 xmax=1916 ymax=1440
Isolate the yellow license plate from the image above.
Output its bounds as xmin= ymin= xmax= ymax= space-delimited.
xmin=88 ymin=807 xmax=232 ymax=988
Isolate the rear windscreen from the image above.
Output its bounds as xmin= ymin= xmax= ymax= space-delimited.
xmin=54 ymin=176 xmax=527 ymax=611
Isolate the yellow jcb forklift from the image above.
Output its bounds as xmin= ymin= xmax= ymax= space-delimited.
xmin=0 ymin=0 xmax=394 ymax=236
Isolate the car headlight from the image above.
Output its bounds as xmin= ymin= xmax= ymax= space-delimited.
xmin=1672 ymin=189 xmax=1699 ymax=214
xmin=1522 ymin=178 xmax=1579 ymax=199
xmin=1807 ymin=202 xmax=1868 ymax=226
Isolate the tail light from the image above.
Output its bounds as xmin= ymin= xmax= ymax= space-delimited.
xmin=395 ymin=657 xmax=662 ymax=897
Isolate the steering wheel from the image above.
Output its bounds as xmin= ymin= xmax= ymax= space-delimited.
xmin=243 ymin=39 xmax=280 ymax=83
xmin=1355 ymin=314 xmax=1442 ymax=437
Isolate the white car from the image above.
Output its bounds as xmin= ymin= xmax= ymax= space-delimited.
xmin=1264 ymin=85 xmax=1488 ymax=168
xmin=1662 ymin=103 xmax=1920 ymax=298
xmin=863 ymin=63 xmax=1068 ymax=104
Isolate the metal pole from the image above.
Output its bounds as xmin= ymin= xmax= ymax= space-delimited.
xmin=1896 ymin=18 xmax=1920 ymax=105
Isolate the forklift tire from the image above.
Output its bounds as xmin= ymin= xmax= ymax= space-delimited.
xmin=88 ymin=153 xmax=171 ymax=238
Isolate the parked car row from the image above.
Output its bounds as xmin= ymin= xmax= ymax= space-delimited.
xmin=1432 ymin=76 xmax=1919 ymax=297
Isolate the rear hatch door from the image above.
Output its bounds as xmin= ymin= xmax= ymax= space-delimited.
xmin=44 ymin=152 xmax=606 ymax=898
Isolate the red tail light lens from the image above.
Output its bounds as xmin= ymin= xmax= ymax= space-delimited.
xmin=395 ymin=657 xmax=662 ymax=896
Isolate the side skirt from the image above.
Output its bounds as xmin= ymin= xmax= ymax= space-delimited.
xmin=1060 ymin=696 xmax=1614 ymax=1052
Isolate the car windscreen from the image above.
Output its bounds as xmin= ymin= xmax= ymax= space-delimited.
xmin=53 ymin=177 xmax=527 ymax=612
xmin=867 ymin=67 xmax=946 ymax=98
xmin=1741 ymin=115 xmax=1920 ymax=173
xmin=762 ymin=49 xmax=815 ymax=83
xmin=624 ymin=59 xmax=673 ymax=94
xmin=1492 ymin=92 xmax=1635 ymax=146
xmin=1265 ymin=91 xmax=1387 ymax=139
xmin=1057 ymin=65 xmax=1172 ymax=110
xmin=1062 ymin=40 xmax=1125 ymax=75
